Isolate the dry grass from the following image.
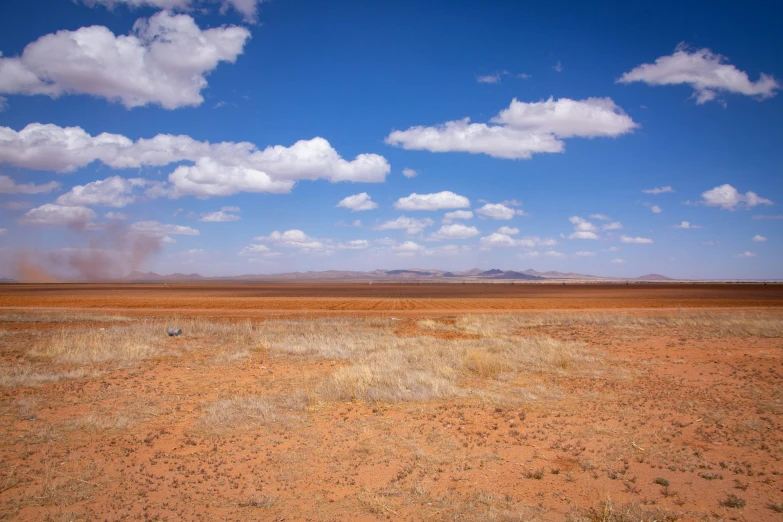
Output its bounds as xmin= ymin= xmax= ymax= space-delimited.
xmin=567 ymin=497 xmax=680 ymax=521
xmin=0 ymin=366 xmax=100 ymax=388
xmin=319 ymin=322 xmax=589 ymax=403
xmin=32 ymin=321 xmax=167 ymax=363
xmin=26 ymin=318 xmax=264 ymax=365
xmin=0 ymin=313 xmax=134 ymax=323
xmin=199 ymin=393 xmax=309 ymax=429
xmin=453 ymin=312 xmax=783 ymax=337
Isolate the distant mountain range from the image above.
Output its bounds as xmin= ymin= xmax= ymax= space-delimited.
xmin=121 ymin=269 xmax=675 ymax=282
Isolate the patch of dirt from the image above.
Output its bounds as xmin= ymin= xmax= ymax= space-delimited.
xmin=0 ymin=287 xmax=781 ymax=521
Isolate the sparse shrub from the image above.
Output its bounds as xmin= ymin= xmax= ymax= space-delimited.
xmin=720 ymin=494 xmax=746 ymax=508
xmin=653 ymin=477 xmax=670 ymax=487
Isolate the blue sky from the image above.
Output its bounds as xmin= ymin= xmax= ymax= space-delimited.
xmin=0 ymin=0 xmax=781 ymax=279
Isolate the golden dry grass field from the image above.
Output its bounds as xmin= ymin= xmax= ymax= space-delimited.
xmin=0 ymin=283 xmax=782 ymax=521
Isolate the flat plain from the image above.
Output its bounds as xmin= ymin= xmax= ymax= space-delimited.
xmin=0 ymin=283 xmax=782 ymax=521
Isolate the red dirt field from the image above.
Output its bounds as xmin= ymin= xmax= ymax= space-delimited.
xmin=1 ymin=284 xmax=782 ymax=521
xmin=1 ymin=283 xmax=782 ymax=315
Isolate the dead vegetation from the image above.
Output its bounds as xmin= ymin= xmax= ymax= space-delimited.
xmin=1 ymin=309 xmax=782 ymax=520
xmin=439 ymin=311 xmax=783 ymax=338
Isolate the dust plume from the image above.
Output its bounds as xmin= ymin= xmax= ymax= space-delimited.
xmin=14 ymin=224 xmax=164 ymax=282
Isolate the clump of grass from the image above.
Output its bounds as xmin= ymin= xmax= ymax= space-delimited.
xmin=767 ymin=501 xmax=783 ymax=513
xmin=456 ymin=311 xmax=783 ymax=338
xmin=0 ymin=313 xmax=134 ymax=323
xmin=28 ymin=317 xmax=266 ymax=365
xmin=720 ymin=494 xmax=746 ymax=508
xmin=239 ymin=492 xmax=276 ymax=509
xmin=200 ymin=392 xmax=309 ymax=429
xmin=462 ymin=350 xmax=507 ymax=378
xmin=0 ymin=366 xmax=99 ymax=388
xmin=33 ymin=321 xmax=166 ymax=363
xmin=653 ymin=477 xmax=670 ymax=487
xmin=327 ymin=349 xmax=459 ymax=402
xmin=15 ymin=396 xmax=39 ymax=420
xmin=323 ymin=333 xmax=586 ymax=403
xmin=201 ymin=397 xmax=279 ymax=427
xmin=570 ymin=497 xmax=680 ymax=522
xmin=257 ymin=318 xmax=398 ymax=360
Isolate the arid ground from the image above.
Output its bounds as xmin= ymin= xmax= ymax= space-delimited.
xmin=1 ymin=283 xmax=781 ymax=521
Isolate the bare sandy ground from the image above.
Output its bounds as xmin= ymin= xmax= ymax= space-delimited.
xmin=0 ymin=284 xmax=781 ymax=521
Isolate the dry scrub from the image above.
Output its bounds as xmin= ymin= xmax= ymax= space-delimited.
xmin=431 ymin=312 xmax=783 ymax=338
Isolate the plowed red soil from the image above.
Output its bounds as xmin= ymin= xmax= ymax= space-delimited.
xmin=1 ymin=282 xmax=782 ymax=314
xmin=1 ymin=284 xmax=782 ymax=521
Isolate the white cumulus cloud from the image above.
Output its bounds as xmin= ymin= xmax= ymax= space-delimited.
xmin=610 ymin=258 xmax=626 ymax=264
xmin=736 ymin=251 xmax=757 ymax=258
xmin=238 ymin=243 xmax=271 ymax=256
xmin=129 ymin=221 xmax=199 ymax=239
xmin=476 ymin=203 xmax=524 ymax=220
xmin=83 ymin=0 xmax=269 ymax=22
xmin=574 ymin=251 xmax=595 ymax=257
xmin=479 ymin=232 xmax=518 ymax=248
xmin=602 ymin=221 xmax=622 ymax=230
xmin=496 ymin=226 xmax=519 ymax=235
xmin=385 ymin=97 xmax=637 ymax=160
xmin=337 ymin=192 xmax=378 ymax=212
xmin=0 ymin=124 xmax=390 ymax=198
xmin=620 ymin=235 xmax=653 ymax=244
xmin=199 ymin=211 xmax=240 ymax=222
xmin=374 ymin=216 xmax=435 ymax=235
xmin=254 ymin=229 xmax=324 ymax=251
xmin=0 ymin=11 xmax=251 ymax=109
xmin=105 ymin=212 xmax=130 ymax=220
xmin=430 ymin=224 xmax=479 ymax=240
xmin=19 ymin=204 xmax=97 ymax=227
xmin=618 ymin=44 xmax=780 ymax=104
xmin=701 ymin=184 xmax=773 ymax=210
xmin=568 ymin=216 xmax=599 ymax=240
xmin=589 ymin=213 xmax=611 ymax=220
xmin=642 ymin=185 xmax=674 ymax=195
xmin=673 ymin=221 xmax=701 ymax=229
xmin=337 ymin=240 xmax=369 ymax=250
xmin=401 ymin=168 xmax=417 ymax=178
xmin=491 ymin=97 xmax=638 ymax=138
xmin=394 ymin=191 xmax=470 ymax=211
xmin=442 ymin=210 xmax=473 ymax=224
xmin=752 ymin=235 xmax=767 ymax=242
xmin=392 ymin=241 xmax=425 ymax=256
xmin=0 ymin=174 xmax=60 ymax=194
xmin=56 ymin=176 xmax=147 ymax=207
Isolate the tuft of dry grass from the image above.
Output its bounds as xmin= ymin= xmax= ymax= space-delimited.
xmin=201 ymin=396 xmax=279 ymax=426
xmin=0 ymin=313 xmax=134 ymax=323
xmin=568 ymin=497 xmax=680 ymax=522
xmin=199 ymin=392 xmax=309 ymax=429
xmin=454 ymin=311 xmax=783 ymax=338
xmin=33 ymin=321 xmax=166 ymax=363
xmin=320 ymin=322 xmax=588 ymax=403
xmin=0 ymin=366 xmax=100 ymax=388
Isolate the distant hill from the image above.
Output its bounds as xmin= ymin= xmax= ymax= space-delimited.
xmin=119 ymin=268 xmax=672 ymax=282
xmin=490 ymin=271 xmax=545 ymax=280
xmin=125 ymin=271 xmax=204 ymax=282
xmin=479 ymin=269 xmax=504 ymax=276
xmin=636 ymin=274 xmax=674 ymax=281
